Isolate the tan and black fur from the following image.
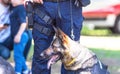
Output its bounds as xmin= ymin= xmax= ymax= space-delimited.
xmin=41 ymin=28 xmax=109 ymax=74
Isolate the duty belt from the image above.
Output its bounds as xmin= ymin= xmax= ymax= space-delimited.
xmin=34 ymin=23 xmax=54 ymax=36
xmin=43 ymin=0 xmax=69 ymax=2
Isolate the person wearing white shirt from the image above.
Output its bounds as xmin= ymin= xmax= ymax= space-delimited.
xmin=0 ymin=0 xmax=12 ymax=60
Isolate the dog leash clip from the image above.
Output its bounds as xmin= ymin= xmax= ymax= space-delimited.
xmin=71 ymin=29 xmax=75 ymax=40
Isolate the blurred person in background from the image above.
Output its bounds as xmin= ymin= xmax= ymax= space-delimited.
xmin=10 ymin=0 xmax=32 ymax=74
xmin=0 ymin=0 xmax=13 ymax=60
xmin=0 ymin=0 xmax=32 ymax=61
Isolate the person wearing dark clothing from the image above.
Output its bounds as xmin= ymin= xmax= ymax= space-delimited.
xmin=0 ymin=0 xmax=12 ymax=60
xmin=0 ymin=0 xmax=32 ymax=61
xmin=10 ymin=0 xmax=31 ymax=74
xmin=27 ymin=0 xmax=84 ymax=74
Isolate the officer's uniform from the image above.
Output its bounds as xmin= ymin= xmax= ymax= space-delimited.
xmin=32 ymin=0 xmax=83 ymax=74
xmin=31 ymin=0 xmax=110 ymax=74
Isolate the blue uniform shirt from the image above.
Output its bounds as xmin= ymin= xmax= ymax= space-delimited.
xmin=10 ymin=5 xmax=26 ymax=37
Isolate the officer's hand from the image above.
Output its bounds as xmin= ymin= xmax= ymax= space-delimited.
xmin=33 ymin=0 xmax=43 ymax=4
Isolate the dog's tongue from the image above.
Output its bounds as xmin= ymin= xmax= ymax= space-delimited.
xmin=47 ymin=55 xmax=59 ymax=69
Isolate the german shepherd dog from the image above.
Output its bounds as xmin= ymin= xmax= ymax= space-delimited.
xmin=0 ymin=57 xmax=15 ymax=74
xmin=40 ymin=28 xmax=110 ymax=74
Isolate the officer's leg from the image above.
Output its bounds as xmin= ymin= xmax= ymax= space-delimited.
xmin=55 ymin=1 xmax=83 ymax=74
xmin=31 ymin=2 xmax=56 ymax=73
xmin=32 ymin=28 xmax=54 ymax=74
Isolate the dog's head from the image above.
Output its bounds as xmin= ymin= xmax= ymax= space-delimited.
xmin=40 ymin=28 xmax=76 ymax=69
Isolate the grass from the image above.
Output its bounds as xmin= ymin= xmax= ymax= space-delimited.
xmin=81 ymin=26 xmax=113 ymax=36
xmin=90 ymin=48 xmax=120 ymax=59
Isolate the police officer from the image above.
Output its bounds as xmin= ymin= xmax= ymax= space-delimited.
xmin=30 ymin=0 xmax=84 ymax=74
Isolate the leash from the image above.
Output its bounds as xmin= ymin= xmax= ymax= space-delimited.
xmin=70 ymin=0 xmax=75 ymax=40
xmin=57 ymin=0 xmax=62 ymax=19
xmin=56 ymin=0 xmax=75 ymax=40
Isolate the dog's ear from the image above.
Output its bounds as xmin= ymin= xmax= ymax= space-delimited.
xmin=57 ymin=28 xmax=70 ymax=47
xmin=53 ymin=26 xmax=59 ymax=37
xmin=52 ymin=26 xmax=65 ymax=38
xmin=57 ymin=28 xmax=66 ymax=39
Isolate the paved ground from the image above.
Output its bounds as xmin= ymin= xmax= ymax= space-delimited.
xmin=80 ymin=36 xmax=120 ymax=50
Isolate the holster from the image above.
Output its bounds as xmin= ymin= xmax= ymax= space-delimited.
xmin=26 ymin=1 xmax=53 ymax=28
xmin=26 ymin=1 xmax=54 ymax=36
xmin=26 ymin=1 xmax=34 ymax=28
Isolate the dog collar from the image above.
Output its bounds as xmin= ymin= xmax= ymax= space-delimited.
xmin=65 ymin=58 xmax=76 ymax=66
